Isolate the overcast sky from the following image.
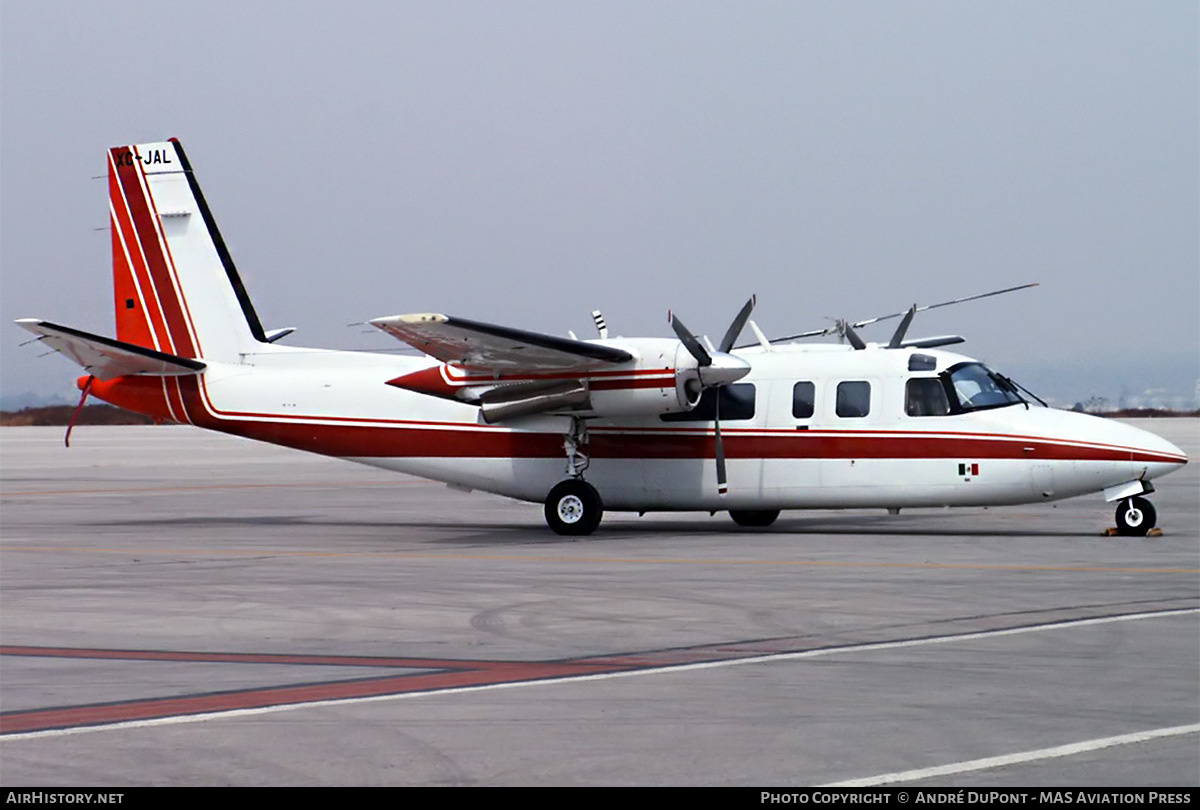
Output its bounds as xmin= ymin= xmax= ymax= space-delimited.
xmin=2 ymin=1 xmax=1196 ymax=407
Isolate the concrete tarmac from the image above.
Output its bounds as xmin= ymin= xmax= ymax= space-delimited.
xmin=1 ymin=419 xmax=1196 ymax=786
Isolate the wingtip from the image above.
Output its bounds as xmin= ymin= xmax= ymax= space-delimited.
xmin=369 ymin=313 xmax=449 ymax=328
xmin=15 ymin=318 xmax=45 ymax=334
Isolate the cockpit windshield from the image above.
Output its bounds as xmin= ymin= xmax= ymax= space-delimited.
xmin=945 ymin=362 xmax=1025 ymax=412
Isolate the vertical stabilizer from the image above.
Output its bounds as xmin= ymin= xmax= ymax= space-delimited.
xmin=108 ymin=139 xmax=266 ymax=361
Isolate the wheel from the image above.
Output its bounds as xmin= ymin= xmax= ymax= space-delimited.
xmin=544 ymin=479 xmax=603 ymax=536
xmin=1115 ymin=496 xmax=1156 ymax=537
xmin=729 ymin=509 xmax=780 ymax=528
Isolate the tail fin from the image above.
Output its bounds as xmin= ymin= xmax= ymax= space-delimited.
xmin=109 ymin=139 xmax=267 ymax=361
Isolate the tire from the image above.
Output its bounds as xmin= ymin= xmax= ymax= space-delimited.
xmin=729 ymin=509 xmax=780 ymax=528
xmin=1115 ymin=496 xmax=1156 ymax=537
xmin=544 ymin=479 xmax=603 ymax=536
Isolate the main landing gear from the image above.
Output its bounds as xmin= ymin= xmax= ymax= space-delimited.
xmin=544 ymin=417 xmax=604 ymax=536
xmin=545 ymin=479 xmax=603 ymax=536
xmin=729 ymin=509 xmax=780 ymax=528
xmin=1114 ymin=496 xmax=1157 ymax=537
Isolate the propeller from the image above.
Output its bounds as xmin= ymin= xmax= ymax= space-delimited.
xmin=669 ymin=296 xmax=755 ymax=495
xmin=763 ymin=283 xmax=1039 ymax=346
xmin=837 ymin=319 xmax=867 ymax=350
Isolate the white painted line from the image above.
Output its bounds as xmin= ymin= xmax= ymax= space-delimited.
xmin=821 ymin=723 xmax=1200 ymax=786
xmin=2 ymin=607 xmax=1196 ymax=741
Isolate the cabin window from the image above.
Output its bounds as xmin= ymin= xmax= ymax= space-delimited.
xmin=836 ymin=381 xmax=871 ymax=418
xmin=661 ymin=383 xmax=756 ymax=422
xmin=905 ymin=378 xmax=951 ymax=416
xmin=792 ymin=381 xmax=815 ymax=418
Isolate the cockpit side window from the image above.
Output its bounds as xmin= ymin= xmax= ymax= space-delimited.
xmin=944 ymin=362 xmax=1024 ymax=412
xmin=905 ymin=378 xmax=950 ymax=416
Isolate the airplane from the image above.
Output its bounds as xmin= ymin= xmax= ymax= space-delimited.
xmin=17 ymin=138 xmax=1188 ymax=537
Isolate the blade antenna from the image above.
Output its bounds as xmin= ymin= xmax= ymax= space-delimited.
xmin=591 ymin=309 xmax=608 ymax=339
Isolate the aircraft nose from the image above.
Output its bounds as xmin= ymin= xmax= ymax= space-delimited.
xmin=1119 ymin=421 xmax=1188 ymax=476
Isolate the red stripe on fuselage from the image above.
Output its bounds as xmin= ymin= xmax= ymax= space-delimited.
xmin=86 ymin=376 xmax=1182 ymax=465
xmin=388 ymin=365 xmax=674 ymax=400
xmin=443 ymin=367 xmax=676 ymax=383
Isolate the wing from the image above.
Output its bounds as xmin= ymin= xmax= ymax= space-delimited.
xmin=370 ymin=313 xmax=632 ymax=373
xmin=17 ymin=319 xmax=206 ymax=381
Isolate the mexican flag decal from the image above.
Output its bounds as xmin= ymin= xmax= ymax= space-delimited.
xmin=958 ymin=462 xmax=980 ymax=480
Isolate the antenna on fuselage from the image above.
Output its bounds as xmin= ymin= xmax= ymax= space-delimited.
xmin=591 ymin=310 xmax=608 ymax=339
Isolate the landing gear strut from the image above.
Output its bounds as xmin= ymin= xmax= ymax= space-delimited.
xmin=563 ymin=417 xmax=589 ymax=478
xmin=545 ymin=417 xmax=603 ymax=536
xmin=1115 ymin=496 xmax=1156 ymax=537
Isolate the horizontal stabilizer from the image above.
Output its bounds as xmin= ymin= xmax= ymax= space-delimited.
xmin=16 ymin=319 xmax=206 ymax=380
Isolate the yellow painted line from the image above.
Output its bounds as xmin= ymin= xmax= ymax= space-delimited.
xmin=0 ymin=545 xmax=1196 ymax=574
xmin=0 ymin=480 xmax=429 ymax=497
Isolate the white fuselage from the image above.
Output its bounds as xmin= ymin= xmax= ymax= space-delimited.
xmin=153 ymin=341 xmax=1186 ymax=513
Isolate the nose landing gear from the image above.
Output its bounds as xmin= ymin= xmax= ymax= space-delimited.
xmin=1114 ymin=496 xmax=1157 ymax=537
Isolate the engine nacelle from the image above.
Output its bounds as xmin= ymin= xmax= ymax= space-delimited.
xmin=583 ymin=341 xmax=703 ymax=418
xmin=386 ymin=338 xmax=721 ymax=422
xmin=538 ymin=339 xmax=689 ymax=419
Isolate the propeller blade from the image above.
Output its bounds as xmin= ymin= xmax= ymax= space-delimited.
xmin=714 ymin=391 xmax=728 ymax=495
xmin=718 ymin=296 xmax=756 ymax=353
xmin=887 ymin=305 xmax=917 ymax=349
xmin=669 ymin=313 xmax=712 ymax=366
xmin=852 ymin=283 xmax=1040 ymax=330
xmin=767 ymin=326 xmax=832 ymax=343
xmin=761 ymin=283 xmax=1038 ymax=345
xmin=842 ymin=320 xmax=866 ymax=350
